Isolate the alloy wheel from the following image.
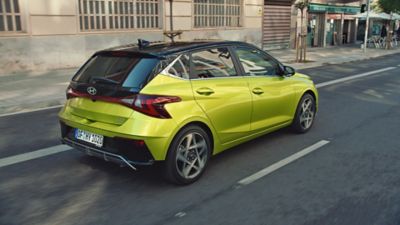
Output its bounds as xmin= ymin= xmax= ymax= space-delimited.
xmin=175 ymin=132 xmax=209 ymax=179
xmin=300 ymin=97 xmax=315 ymax=130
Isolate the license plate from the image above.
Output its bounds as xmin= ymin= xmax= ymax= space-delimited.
xmin=75 ymin=129 xmax=104 ymax=147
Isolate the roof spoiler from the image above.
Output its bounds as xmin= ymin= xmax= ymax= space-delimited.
xmin=95 ymin=50 xmax=166 ymax=59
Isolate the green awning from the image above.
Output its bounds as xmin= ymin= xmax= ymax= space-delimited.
xmin=308 ymin=3 xmax=360 ymax=14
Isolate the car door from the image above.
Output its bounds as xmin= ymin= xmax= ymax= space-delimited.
xmin=190 ymin=47 xmax=252 ymax=144
xmin=232 ymin=46 xmax=297 ymax=131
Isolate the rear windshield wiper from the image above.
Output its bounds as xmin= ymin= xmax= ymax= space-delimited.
xmin=91 ymin=77 xmax=119 ymax=85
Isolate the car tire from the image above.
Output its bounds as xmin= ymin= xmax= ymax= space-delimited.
xmin=292 ymin=93 xmax=316 ymax=133
xmin=164 ymin=125 xmax=211 ymax=185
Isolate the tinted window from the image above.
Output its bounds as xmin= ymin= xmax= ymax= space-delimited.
xmin=191 ymin=48 xmax=237 ymax=78
xmin=73 ymin=54 xmax=159 ymax=90
xmin=122 ymin=58 xmax=159 ymax=89
xmin=234 ymin=48 xmax=280 ymax=76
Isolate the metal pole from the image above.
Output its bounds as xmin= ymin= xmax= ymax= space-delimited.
xmin=170 ymin=0 xmax=174 ymax=42
xmin=363 ymin=0 xmax=370 ymax=53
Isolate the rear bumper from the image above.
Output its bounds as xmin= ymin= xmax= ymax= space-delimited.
xmin=62 ymin=137 xmax=154 ymax=170
xmin=60 ymin=121 xmax=156 ymax=168
xmin=61 ymin=138 xmax=153 ymax=170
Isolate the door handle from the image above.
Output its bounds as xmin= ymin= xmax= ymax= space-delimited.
xmin=252 ymin=88 xmax=264 ymax=95
xmin=196 ymin=87 xmax=215 ymax=96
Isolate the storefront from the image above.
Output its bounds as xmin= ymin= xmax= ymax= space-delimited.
xmin=307 ymin=3 xmax=360 ymax=47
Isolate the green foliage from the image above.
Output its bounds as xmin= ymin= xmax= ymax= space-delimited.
xmin=294 ymin=0 xmax=309 ymax=11
xmin=378 ymin=0 xmax=400 ymax=13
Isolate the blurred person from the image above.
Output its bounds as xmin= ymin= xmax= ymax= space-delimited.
xmin=397 ymin=26 xmax=400 ymax=39
xmin=381 ymin=25 xmax=387 ymax=38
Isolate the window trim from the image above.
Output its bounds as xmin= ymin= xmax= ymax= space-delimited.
xmin=160 ymin=54 xmax=191 ymax=80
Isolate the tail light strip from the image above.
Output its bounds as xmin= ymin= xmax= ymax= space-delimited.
xmin=66 ymin=88 xmax=180 ymax=119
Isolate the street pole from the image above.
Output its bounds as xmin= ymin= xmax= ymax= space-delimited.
xmin=170 ymin=0 xmax=174 ymax=42
xmin=363 ymin=0 xmax=370 ymax=53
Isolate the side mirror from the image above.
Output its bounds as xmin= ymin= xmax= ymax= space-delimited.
xmin=283 ymin=66 xmax=295 ymax=77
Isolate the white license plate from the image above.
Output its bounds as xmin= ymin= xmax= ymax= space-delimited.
xmin=75 ymin=129 xmax=104 ymax=147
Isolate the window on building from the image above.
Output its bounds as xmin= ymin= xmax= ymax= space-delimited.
xmin=194 ymin=0 xmax=241 ymax=28
xmin=0 ymin=0 xmax=22 ymax=32
xmin=78 ymin=0 xmax=161 ymax=31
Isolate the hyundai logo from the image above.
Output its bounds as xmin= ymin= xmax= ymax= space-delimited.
xmin=87 ymin=86 xmax=97 ymax=95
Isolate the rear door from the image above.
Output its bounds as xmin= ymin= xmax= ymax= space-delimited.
xmin=232 ymin=46 xmax=296 ymax=131
xmin=189 ymin=47 xmax=252 ymax=144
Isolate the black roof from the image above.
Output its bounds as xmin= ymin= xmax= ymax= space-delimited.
xmin=98 ymin=40 xmax=255 ymax=58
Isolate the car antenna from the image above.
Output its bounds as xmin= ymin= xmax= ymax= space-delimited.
xmin=138 ymin=39 xmax=150 ymax=49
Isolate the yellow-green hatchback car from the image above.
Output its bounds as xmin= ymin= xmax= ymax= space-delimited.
xmin=59 ymin=41 xmax=318 ymax=184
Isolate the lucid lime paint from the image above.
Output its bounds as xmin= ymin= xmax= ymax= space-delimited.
xmin=59 ymin=72 xmax=317 ymax=161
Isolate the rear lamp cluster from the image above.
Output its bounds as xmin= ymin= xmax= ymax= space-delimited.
xmin=66 ymin=88 xmax=181 ymax=119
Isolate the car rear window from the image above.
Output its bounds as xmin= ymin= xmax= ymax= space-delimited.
xmin=73 ymin=54 xmax=160 ymax=90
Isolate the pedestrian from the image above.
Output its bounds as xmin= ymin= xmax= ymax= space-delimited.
xmin=381 ymin=25 xmax=387 ymax=38
xmin=397 ymin=26 xmax=400 ymax=39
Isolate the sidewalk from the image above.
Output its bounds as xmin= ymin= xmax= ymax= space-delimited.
xmin=1 ymin=46 xmax=400 ymax=116
xmin=270 ymin=45 xmax=400 ymax=70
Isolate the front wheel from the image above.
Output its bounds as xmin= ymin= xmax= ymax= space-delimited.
xmin=292 ymin=93 xmax=316 ymax=133
xmin=164 ymin=125 xmax=211 ymax=185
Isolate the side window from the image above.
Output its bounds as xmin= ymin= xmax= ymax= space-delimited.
xmin=164 ymin=54 xmax=190 ymax=79
xmin=191 ymin=48 xmax=237 ymax=78
xmin=234 ymin=48 xmax=280 ymax=76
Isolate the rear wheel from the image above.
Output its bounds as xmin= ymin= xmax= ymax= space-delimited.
xmin=292 ymin=93 xmax=316 ymax=133
xmin=164 ymin=125 xmax=211 ymax=185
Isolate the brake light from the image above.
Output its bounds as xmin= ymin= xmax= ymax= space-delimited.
xmin=66 ymin=87 xmax=88 ymax=99
xmin=127 ymin=94 xmax=181 ymax=119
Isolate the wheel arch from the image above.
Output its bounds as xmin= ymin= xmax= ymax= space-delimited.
xmin=296 ymin=87 xmax=318 ymax=110
xmin=303 ymin=89 xmax=318 ymax=112
xmin=176 ymin=121 xmax=215 ymax=155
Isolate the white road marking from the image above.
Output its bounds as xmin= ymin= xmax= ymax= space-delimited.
xmin=237 ymin=140 xmax=330 ymax=186
xmin=0 ymin=105 xmax=63 ymax=118
xmin=0 ymin=145 xmax=71 ymax=168
xmin=175 ymin=212 xmax=187 ymax=218
xmin=316 ymin=67 xmax=396 ymax=88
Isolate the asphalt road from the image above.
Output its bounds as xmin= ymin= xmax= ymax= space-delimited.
xmin=1 ymin=53 xmax=400 ymax=225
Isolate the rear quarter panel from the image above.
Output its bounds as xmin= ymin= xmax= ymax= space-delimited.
xmin=140 ymin=74 xmax=223 ymax=155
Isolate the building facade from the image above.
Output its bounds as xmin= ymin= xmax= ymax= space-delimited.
xmin=0 ymin=0 xmax=263 ymax=73
xmin=0 ymin=0 xmax=362 ymax=73
xmin=306 ymin=1 xmax=361 ymax=47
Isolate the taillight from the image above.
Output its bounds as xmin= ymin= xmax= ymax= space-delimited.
xmin=127 ymin=94 xmax=181 ymax=119
xmin=66 ymin=88 xmax=180 ymax=119
xmin=66 ymin=87 xmax=89 ymax=99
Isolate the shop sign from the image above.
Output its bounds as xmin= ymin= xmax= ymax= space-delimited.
xmin=309 ymin=3 xmax=360 ymax=14
xmin=327 ymin=14 xmax=356 ymax=20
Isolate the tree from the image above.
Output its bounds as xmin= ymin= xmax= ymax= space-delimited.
xmin=377 ymin=0 xmax=400 ymax=49
xmin=294 ymin=0 xmax=309 ymax=62
xmin=378 ymin=0 xmax=400 ymax=13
